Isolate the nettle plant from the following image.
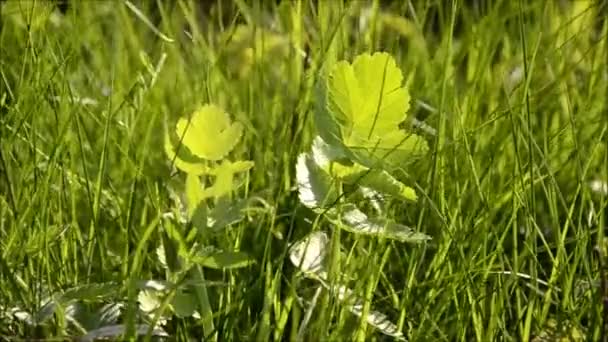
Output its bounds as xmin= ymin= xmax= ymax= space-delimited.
xmin=137 ymin=104 xmax=256 ymax=337
xmin=291 ymin=52 xmax=431 ymax=339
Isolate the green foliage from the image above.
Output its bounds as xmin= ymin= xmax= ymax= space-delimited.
xmin=297 ymin=52 xmax=429 ymax=242
xmin=321 ymin=52 xmax=428 ymax=168
xmin=292 ymin=52 xmax=430 ymax=339
xmin=147 ymin=103 xmax=257 ymax=339
xmin=175 ymin=104 xmax=244 ymax=161
xmin=1 ymin=1 xmax=606 ymax=341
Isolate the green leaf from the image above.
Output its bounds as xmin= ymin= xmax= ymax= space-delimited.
xmin=336 ymin=204 xmax=430 ymax=242
xmin=191 ymin=202 xmax=208 ymax=233
xmin=334 ymin=285 xmax=405 ymax=340
xmin=314 ymin=79 xmax=348 ymax=151
xmin=171 ymin=290 xmax=198 ymax=318
xmin=186 ymin=174 xmax=203 ymax=217
xmin=208 ymin=197 xmax=249 ymax=232
xmin=339 ymin=167 xmax=418 ymax=202
xmin=209 ymin=160 xmax=255 ymax=175
xmin=289 ymin=231 xmax=329 ymax=279
xmin=158 ymin=235 xmax=181 ymax=273
xmin=137 ymin=290 xmax=163 ymax=313
xmin=295 ymin=152 xmax=338 ymax=210
xmin=199 ymin=160 xmax=253 ymax=199
xmin=325 ymin=52 xmax=428 ymax=167
xmin=193 ymin=251 xmax=256 ymax=269
xmin=176 ymin=104 xmax=244 ymax=161
xmin=59 ymin=283 xmax=120 ymax=303
xmin=310 ymin=135 xmax=349 ymax=169
xmin=164 ymin=130 xmax=209 ymax=175
xmin=311 ymin=135 xmax=417 ymax=202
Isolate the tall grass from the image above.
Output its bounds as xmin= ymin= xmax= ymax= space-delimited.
xmin=0 ymin=0 xmax=606 ymax=340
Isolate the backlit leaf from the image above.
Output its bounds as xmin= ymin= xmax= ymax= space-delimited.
xmin=197 ymin=160 xmax=252 ymax=199
xmin=164 ymin=130 xmax=209 ymax=175
xmin=185 ymin=174 xmax=203 ymax=217
xmin=326 ymin=52 xmax=428 ymax=167
xmin=176 ymin=104 xmax=243 ymax=161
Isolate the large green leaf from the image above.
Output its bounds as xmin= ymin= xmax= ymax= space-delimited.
xmin=325 ymin=52 xmax=428 ymax=167
xmin=176 ymin=104 xmax=244 ymax=161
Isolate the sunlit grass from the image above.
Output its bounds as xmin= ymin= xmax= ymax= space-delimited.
xmin=0 ymin=0 xmax=606 ymax=340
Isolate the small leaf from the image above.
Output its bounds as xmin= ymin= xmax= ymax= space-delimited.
xmin=176 ymin=104 xmax=243 ymax=161
xmin=171 ymin=290 xmax=198 ymax=318
xmin=339 ymin=167 xmax=418 ymax=202
xmin=337 ymin=205 xmax=430 ymax=242
xmin=138 ymin=290 xmax=163 ymax=313
xmin=203 ymin=161 xmax=238 ymax=198
xmin=207 ymin=197 xmax=248 ymax=231
xmin=296 ymin=152 xmax=338 ymax=210
xmin=209 ymin=160 xmax=254 ymax=175
xmin=335 ymin=285 xmax=405 ymax=340
xmin=289 ymin=231 xmax=329 ymax=278
xmin=162 ymin=219 xmax=189 ymax=263
xmin=186 ymin=174 xmax=203 ymax=217
xmin=5 ymin=307 xmax=34 ymax=325
xmin=193 ymin=251 xmax=256 ymax=269
xmin=164 ymin=130 xmax=209 ymax=175
xmin=197 ymin=160 xmax=254 ymax=200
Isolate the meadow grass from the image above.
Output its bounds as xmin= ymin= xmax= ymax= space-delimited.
xmin=0 ymin=0 xmax=606 ymax=340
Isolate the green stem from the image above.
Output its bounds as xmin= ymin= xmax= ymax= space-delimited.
xmin=193 ymin=265 xmax=217 ymax=341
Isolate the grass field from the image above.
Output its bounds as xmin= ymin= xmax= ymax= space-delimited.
xmin=1 ymin=0 xmax=607 ymax=341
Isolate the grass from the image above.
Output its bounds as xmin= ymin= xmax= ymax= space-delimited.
xmin=0 ymin=0 xmax=607 ymax=340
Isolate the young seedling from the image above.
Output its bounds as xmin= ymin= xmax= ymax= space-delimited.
xmin=292 ymin=52 xmax=431 ymax=340
xmin=135 ymin=104 xmax=257 ymax=341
